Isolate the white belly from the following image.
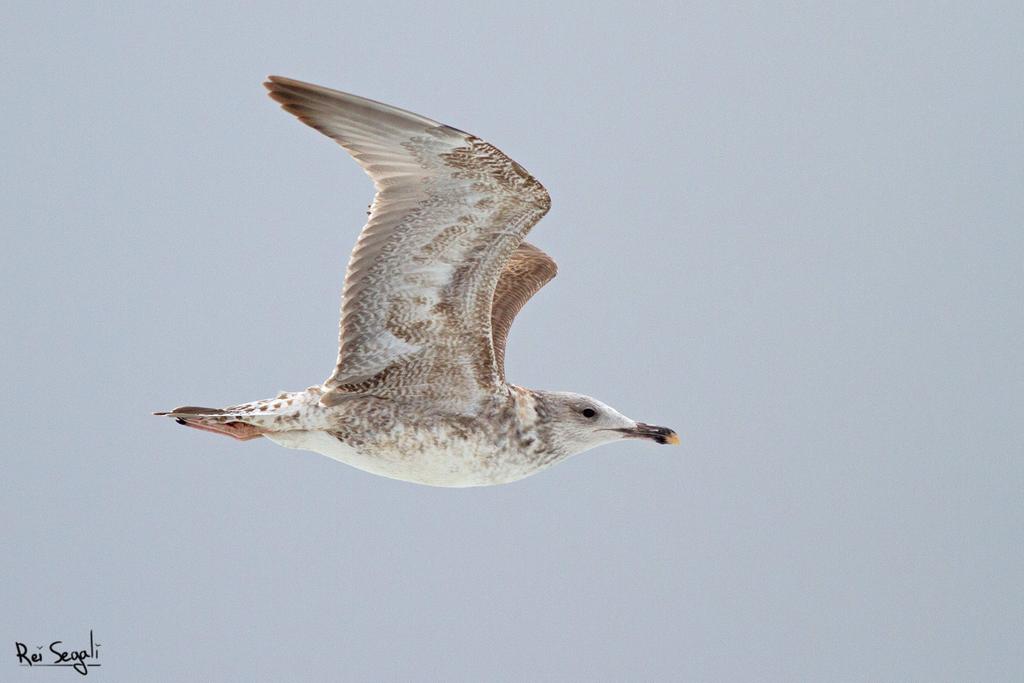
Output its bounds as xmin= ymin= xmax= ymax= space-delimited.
xmin=264 ymin=430 xmax=543 ymax=487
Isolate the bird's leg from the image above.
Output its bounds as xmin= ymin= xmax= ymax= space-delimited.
xmin=174 ymin=418 xmax=264 ymax=441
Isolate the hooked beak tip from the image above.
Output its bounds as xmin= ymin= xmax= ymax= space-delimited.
xmin=619 ymin=423 xmax=680 ymax=445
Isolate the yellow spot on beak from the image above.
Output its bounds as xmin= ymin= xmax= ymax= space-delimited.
xmin=665 ymin=431 xmax=680 ymax=445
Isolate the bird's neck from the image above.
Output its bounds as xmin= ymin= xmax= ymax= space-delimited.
xmin=505 ymin=386 xmax=567 ymax=462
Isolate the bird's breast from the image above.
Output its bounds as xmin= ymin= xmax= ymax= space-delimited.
xmin=266 ymin=402 xmax=554 ymax=487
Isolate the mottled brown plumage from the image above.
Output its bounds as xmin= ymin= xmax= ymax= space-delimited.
xmin=491 ymin=242 xmax=558 ymax=378
xmin=157 ymin=76 xmax=678 ymax=487
xmin=265 ymin=77 xmax=550 ymax=411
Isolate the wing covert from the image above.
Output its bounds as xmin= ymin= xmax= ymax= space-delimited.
xmin=490 ymin=242 xmax=558 ymax=380
xmin=264 ymin=76 xmax=551 ymax=409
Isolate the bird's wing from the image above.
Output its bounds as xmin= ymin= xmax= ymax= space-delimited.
xmin=264 ymin=76 xmax=551 ymax=410
xmin=490 ymin=242 xmax=558 ymax=381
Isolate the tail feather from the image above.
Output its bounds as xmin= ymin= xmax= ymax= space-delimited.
xmin=155 ymin=406 xmax=263 ymax=441
xmin=154 ymin=388 xmax=325 ymax=441
xmin=153 ymin=405 xmax=227 ymax=417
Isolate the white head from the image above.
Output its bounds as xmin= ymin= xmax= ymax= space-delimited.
xmin=532 ymin=390 xmax=679 ymax=458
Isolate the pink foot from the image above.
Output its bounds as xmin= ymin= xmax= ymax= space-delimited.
xmin=175 ymin=418 xmax=264 ymax=441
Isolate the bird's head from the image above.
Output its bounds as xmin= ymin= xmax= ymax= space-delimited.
xmin=532 ymin=390 xmax=679 ymax=457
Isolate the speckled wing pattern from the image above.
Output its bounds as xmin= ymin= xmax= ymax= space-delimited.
xmin=264 ymin=77 xmax=551 ymax=409
xmin=490 ymin=242 xmax=558 ymax=380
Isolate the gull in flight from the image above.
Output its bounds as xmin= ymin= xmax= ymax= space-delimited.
xmin=157 ymin=76 xmax=678 ymax=487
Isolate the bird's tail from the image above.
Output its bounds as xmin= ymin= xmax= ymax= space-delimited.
xmin=154 ymin=390 xmax=321 ymax=441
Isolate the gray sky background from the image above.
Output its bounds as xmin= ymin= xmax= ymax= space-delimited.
xmin=2 ymin=2 xmax=1021 ymax=680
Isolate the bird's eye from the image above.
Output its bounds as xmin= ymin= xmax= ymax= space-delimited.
xmin=581 ymin=408 xmax=597 ymax=418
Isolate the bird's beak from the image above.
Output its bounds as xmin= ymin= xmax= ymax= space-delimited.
xmin=617 ymin=422 xmax=680 ymax=445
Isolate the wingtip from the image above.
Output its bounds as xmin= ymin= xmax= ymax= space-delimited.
xmin=263 ymin=75 xmax=300 ymax=95
xmin=263 ymin=76 xmax=282 ymax=94
xmin=264 ymin=75 xmax=321 ymax=92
